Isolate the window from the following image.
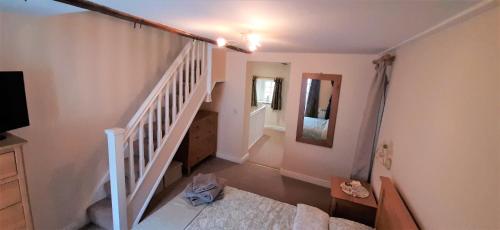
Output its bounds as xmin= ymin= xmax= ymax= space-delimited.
xmin=256 ymin=78 xmax=275 ymax=104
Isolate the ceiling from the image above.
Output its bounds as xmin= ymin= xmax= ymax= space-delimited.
xmin=0 ymin=0 xmax=82 ymax=16
xmin=1 ymin=0 xmax=481 ymax=53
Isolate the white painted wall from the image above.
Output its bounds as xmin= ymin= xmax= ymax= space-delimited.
xmin=246 ymin=61 xmax=290 ymax=129
xmin=211 ymin=48 xmax=226 ymax=83
xmin=371 ymin=6 xmax=500 ymax=230
xmin=245 ymin=53 xmax=376 ymax=181
xmin=207 ymin=51 xmax=375 ymax=178
xmin=201 ymin=51 xmax=250 ymax=162
xmin=0 ymin=11 xmax=186 ymax=229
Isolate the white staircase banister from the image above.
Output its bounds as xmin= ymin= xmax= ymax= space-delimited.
xmin=104 ymin=128 xmax=128 ymax=230
xmin=124 ymin=41 xmax=194 ymax=138
xmin=104 ymin=40 xmax=213 ymax=230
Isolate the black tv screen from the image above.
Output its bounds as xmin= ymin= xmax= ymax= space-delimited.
xmin=0 ymin=71 xmax=30 ymax=134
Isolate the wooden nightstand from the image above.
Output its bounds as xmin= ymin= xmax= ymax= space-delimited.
xmin=330 ymin=176 xmax=377 ymax=227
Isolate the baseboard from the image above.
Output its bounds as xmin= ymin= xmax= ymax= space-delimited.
xmin=216 ymin=152 xmax=249 ymax=164
xmin=280 ymin=168 xmax=330 ymax=188
xmin=264 ymin=125 xmax=286 ymax=132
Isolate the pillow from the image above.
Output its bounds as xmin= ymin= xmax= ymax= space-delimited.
xmin=293 ymin=204 xmax=329 ymax=230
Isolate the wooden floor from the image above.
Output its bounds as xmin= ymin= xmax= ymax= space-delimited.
xmin=145 ymin=157 xmax=331 ymax=218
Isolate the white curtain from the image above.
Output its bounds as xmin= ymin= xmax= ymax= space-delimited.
xmin=350 ymin=56 xmax=394 ymax=182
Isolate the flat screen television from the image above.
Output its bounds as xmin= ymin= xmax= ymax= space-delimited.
xmin=0 ymin=71 xmax=30 ymax=140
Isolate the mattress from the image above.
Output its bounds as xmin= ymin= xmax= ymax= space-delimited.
xmin=135 ymin=186 xmax=296 ymax=230
xmin=135 ymin=186 xmax=372 ymax=230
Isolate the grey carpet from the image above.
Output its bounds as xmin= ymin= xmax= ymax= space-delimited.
xmin=145 ymin=157 xmax=330 ymax=218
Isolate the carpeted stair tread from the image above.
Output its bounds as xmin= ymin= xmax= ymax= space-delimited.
xmin=103 ymin=155 xmax=141 ymax=196
xmin=87 ymin=198 xmax=113 ymax=230
xmin=88 ymin=160 xmax=183 ymax=229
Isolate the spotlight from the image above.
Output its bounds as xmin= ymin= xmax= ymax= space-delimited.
xmin=216 ymin=37 xmax=227 ymax=47
xmin=248 ymin=43 xmax=257 ymax=52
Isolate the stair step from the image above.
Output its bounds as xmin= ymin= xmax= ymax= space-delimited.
xmin=79 ymin=223 xmax=105 ymax=230
xmin=87 ymin=198 xmax=113 ymax=230
xmin=88 ymin=161 xmax=184 ymax=230
xmin=103 ymin=155 xmax=140 ymax=196
xmin=79 ymin=223 xmax=106 ymax=230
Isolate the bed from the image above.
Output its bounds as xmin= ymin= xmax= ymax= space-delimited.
xmin=135 ymin=177 xmax=418 ymax=230
xmin=302 ymin=117 xmax=329 ymax=140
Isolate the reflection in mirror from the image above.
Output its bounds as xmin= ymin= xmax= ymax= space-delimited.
xmin=302 ymin=79 xmax=333 ymax=141
xmin=297 ymin=73 xmax=341 ymax=147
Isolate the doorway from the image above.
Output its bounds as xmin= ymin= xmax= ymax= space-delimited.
xmin=246 ymin=61 xmax=290 ymax=169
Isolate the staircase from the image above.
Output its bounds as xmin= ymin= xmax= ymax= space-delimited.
xmin=87 ymin=40 xmax=213 ymax=230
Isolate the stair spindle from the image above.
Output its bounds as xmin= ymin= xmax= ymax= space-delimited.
xmin=202 ymin=42 xmax=206 ymax=77
xmin=178 ymin=65 xmax=184 ymax=108
xmin=148 ymin=108 xmax=154 ymax=161
xmin=172 ymin=70 xmax=177 ymax=122
xmin=185 ymin=52 xmax=190 ymax=96
xmin=138 ymin=120 xmax=145 ymax=176
xmin=156 ymin=94 xmax=162 ymax=146
xmin=196 ymin=41 xmax=201 ymax=83
xmin=190 ymin=42 xmax=195 ymax=92
xmin=128 ymin=135 xmax=136 ymax=191
xmin=164 ymin=81 xmax=170 ymax=132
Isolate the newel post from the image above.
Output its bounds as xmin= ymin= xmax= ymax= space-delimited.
xmin=105 ymin=128 xmax=128 ymax=230
xmin=205 ymin=43 xmax=213 ymax=102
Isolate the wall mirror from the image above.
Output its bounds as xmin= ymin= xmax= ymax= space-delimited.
xmin=296 ymin=73 xmax=342 ymax=147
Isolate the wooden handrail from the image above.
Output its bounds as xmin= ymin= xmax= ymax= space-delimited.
xmin=54 ymin=0 xmax=250 ymax=53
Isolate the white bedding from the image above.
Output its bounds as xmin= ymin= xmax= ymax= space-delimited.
xmin=329 ymin=217 xmax=372 ymax=230
xmin=293 ymin=204 xmax=329 ymax=230
xmin=303 ymin=117 xmax=329 ymax=140
xmin=135 ymin=186 xmax=372 ymax=230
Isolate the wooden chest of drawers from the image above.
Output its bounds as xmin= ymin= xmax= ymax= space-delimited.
xmin=0 ymin=133 xmax=33 ymax=230
xmin=174 ymin=110 xmax=217 ymax=175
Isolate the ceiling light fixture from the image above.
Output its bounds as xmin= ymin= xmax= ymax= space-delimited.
xmin=243 ymin=32 xmax=261 ymax=52
xmin=248 ymin=43 xmax=258 ymax=52
xmin=247 ymin=33 xmax=261 ymax=47
xmin=216 ymin=37 xmax=227 ymax=47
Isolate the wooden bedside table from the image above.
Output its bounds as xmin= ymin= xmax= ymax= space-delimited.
xmin=330 ymin=176 xmax=377 ymax=227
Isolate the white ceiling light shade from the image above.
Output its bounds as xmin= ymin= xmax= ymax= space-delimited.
xmin=215 ymin=33 xmax=262 ymax=51
xmin=248 ymin=43 xmax=257 ymax=52
xmin=247 ymin=33 xmax=261 ymax=47
xmin=244 ymin=33 xmax=261 ymax=52
xmin=216 ymin=37 xmax=227 ymax=47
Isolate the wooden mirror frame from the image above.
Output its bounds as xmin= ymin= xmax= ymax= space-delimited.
xmin=296 ymin=73 xmax=342 ymax=147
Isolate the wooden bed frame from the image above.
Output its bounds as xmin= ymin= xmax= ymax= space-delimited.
xmin=375 ymin=177 xmax=419 ymax=230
